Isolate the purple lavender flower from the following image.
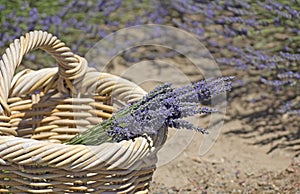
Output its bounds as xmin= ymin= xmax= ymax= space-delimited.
xmin=29 ymin=8 xmax=39 ymax=20
xmin=67 ymin=77 xmax=233 ymax=145
xmin=279 ymin=52 xmax=300 ymax=61
xmin=216 ymin=16 xmax=260 ymax=27
xmin=260 ymin=78 xmax=295 ymax=87
xmin=0 ymin=4 xmax=5 ymax=11
xmin=278 ymin=101 xmax=300 ymax=115
xmin=277 ymin=71 xmax=300 ymax=79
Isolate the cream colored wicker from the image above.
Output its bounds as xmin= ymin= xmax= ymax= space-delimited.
xmin=0 ymin=31 xmax=167 ymax=193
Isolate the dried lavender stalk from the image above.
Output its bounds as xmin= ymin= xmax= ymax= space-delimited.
xmin=66 ymin=76 xmax=234 ymax=145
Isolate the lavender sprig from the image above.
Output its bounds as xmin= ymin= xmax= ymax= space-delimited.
xmin=66 ymin=76 xmax=233 ymax=145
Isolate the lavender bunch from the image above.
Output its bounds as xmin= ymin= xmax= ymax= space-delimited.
xmin=66 ymin=76 xmax=233 ymax=145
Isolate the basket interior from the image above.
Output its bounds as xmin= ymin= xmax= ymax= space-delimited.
xmin=3 ymin=91 xmax=113 ymax=142
xmin=0 ymin=68 xmax=130 ymax=143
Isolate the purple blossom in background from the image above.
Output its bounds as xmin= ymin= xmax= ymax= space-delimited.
xmin=278 ymin=101 xmax=300 ymax=116
xmin=260 ymin=78 xmax=295 ymax=88
xmin=279 ymin=52 xmax=300 ymax=61
xmin=216 ymin=16 xmax=260 ymax=27
xmin=0 ymin=4 xmax=5 ymax=11
xmin=277 ymin=71 xmax=300 ymax=79
xmin=29 ymin=7 xmax=39 ymax=20
xmin=51 ymin=16 xmax=62 ymax=25
xmin=67 ymin=77 xmax=234 ymax=145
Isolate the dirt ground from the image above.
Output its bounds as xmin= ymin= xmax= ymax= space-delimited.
xmin=150 ymin=118 xmax=299 ymax=193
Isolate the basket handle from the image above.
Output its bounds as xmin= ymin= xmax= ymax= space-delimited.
xmin=0 ymin=30 xmax=87 ymax=115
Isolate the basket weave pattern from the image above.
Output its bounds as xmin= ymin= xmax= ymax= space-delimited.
xmin=0 ymin=31 xmax=166 ymax=193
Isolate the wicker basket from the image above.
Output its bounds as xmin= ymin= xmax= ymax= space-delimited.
xmin=0 ymin=31 xmax=167 ymax=193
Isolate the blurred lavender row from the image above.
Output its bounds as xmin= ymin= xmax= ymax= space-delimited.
xmin=0 ymin=0 xmax=299 ymax=115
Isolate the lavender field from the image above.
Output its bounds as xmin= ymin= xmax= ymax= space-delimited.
xmin=0 ymin=0 xmax=299 ymax=193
